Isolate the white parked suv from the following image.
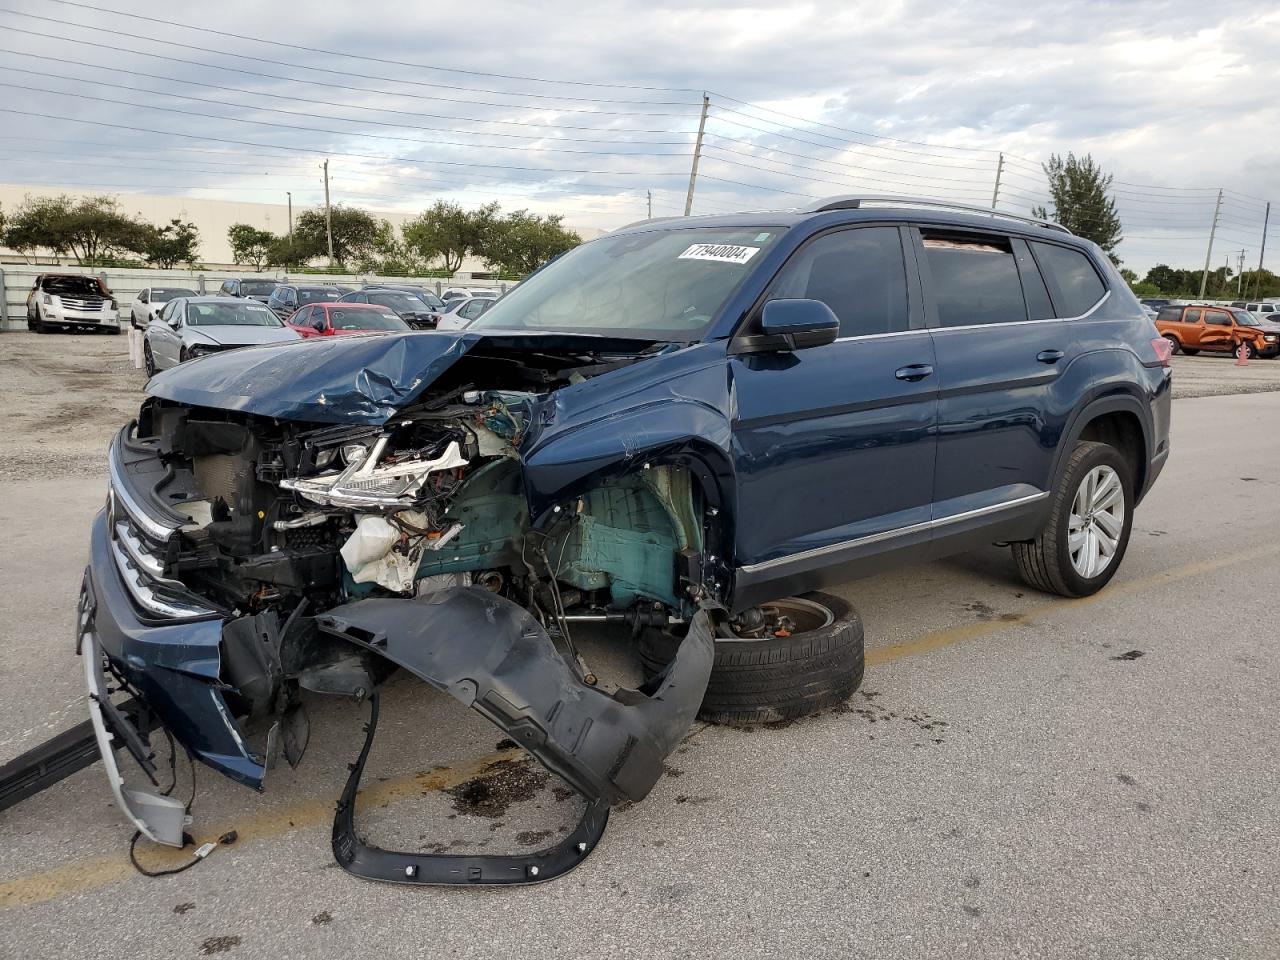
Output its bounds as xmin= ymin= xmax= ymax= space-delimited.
xmin=25 ymin=274 xmax=121 ymax=334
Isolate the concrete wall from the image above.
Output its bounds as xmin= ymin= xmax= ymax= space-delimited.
xmin=0 ymin=183 xmax=605 ymax=271
xmin=0 ymin=263 xmax=517 ymax=331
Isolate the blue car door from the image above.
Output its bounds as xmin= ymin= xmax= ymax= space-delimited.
xmin=914 ymin=227 xmax=1097 ymax=545
xmin=729 ymin=224 xmax=939 ymax=606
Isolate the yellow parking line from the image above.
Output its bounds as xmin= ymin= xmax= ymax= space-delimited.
xmin=4 ymin=539 xmax=1279 ymax=910
xmin=867 ymin=539 xmax=1280 ymax=666
xmin=0 ymin=746 xmax=519 ymax=910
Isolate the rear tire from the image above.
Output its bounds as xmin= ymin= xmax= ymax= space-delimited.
xmin=1013 ymin=441 xmax=1134 ymax=598
xmin=1162 ymin=334 xmax=1181 ymax=355
xmin=638 ymin=592 xmax=864 ymax=725
xmin=143 ymin=342 xmax=156 ymax=377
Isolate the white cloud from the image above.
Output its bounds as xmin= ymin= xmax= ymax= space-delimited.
xmin=0 ymin=0 xmax=1275 ymax=272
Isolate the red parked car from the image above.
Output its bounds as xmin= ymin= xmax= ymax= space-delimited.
xmin=285 ymin=302 xmax=410 ymax=338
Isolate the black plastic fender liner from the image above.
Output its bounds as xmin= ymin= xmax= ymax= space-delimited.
xmin=332 ymin=693 xmax=610 ymax=885
xmin=316 ymin=587 xmax=715 ymax=807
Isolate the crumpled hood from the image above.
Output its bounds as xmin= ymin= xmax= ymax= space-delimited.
xmin=149 ymin=331 xmax=479 ymax=423
xmin=145 ymin=330 xmax=653 ymax=424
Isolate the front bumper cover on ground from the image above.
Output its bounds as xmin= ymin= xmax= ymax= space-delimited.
xmin=73 ymin=510 xmax=713 ymax=884
xmin=317 ymin=587 xmax=714 ymax=885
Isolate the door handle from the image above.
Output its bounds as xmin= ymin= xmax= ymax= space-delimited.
xmin=1036 ymin=349 xmax=1065 ymax=364
xmin=894 ymin=363 xmax=934 ymax=382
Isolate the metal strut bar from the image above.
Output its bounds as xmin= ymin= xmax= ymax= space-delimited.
xmin=331 ymin=692 xmax=610 ymax=886
xmin=0 ymin=698 xmax=158 ymax=813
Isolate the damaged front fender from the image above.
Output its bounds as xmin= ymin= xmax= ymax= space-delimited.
xmin=315 ymin=587 xmax=714 ymax=884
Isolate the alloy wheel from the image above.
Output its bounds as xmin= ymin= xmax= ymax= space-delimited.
xmin=1068 ymin=465 xmax=1125 ymax=579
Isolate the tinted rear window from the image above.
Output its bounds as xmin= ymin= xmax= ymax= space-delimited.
xmin=1031 ymin=242 xmax=1107 ymax=317
xmin=1156 ymin=306 xmax=1183 ymax=322
xmin=923 ymin=237 xmax=1027 ymax=327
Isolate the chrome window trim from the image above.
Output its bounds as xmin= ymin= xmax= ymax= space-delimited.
xmin=832 ymin=291 xmax=1112 ymax=342
xmin=739 ymin=491 xmax=1050 ymax=575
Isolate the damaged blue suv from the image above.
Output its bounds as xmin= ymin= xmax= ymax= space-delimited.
xmin=75 ymin=197 xmax=1171 ymax=885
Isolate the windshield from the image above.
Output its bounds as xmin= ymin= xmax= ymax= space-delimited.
xmin=1233 ymin=309 xmax=1262 ymax=326
xmin=470 ymin=227 xmax=781 ymax=339
xmin=241 ymin=281 xmax=278 ymax=296
xmin=298 ymin=288 xmax=342 ymax=307
xmin=367 ymin=291 xmax=432 ymax=313
xmin=187 ymin=302 xmax=283 ymax=327
xmin=152 ymin=288 xmax=195 ymax=303
xmin=330 ymin=308 xmax=407 ymax=331
xmin=42 ymin=276 xmax=105 ymax=296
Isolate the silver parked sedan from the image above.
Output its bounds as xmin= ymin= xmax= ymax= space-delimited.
xmin=143 ymin=296 xmax=303 ymax=374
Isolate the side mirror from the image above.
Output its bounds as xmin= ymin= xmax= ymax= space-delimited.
xmin=736 ymin=299 xmax=840 ymax=354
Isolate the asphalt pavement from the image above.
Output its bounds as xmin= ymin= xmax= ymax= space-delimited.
xmin=1 ymin=334 xmax=1279 ymax=959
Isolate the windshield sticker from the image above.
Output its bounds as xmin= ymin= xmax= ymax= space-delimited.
xmin=678 ymin=243 xmax=761 ymax=265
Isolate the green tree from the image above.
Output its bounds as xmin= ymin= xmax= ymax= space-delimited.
xmin=265 ymin=235 xmax=306 ymax=269
xmin=2 ymin=194 xmax=151 ymax=265
xmin=227 ymin=223 xmax=277 ymax=270
xmin=1032 ymin=153 xmax=1123 ymax=262
xmin=144 ymin=218 xmax=200 ymax=268
xmin=402 ymin=201 xmax=499 ymax=273
xmin=291 ymin=205 xmax=386 ymax=269
xmin=478 ymin=209 xmax=581 ymax=277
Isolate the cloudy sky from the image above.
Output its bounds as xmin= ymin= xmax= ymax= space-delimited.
xmin=0 ymin=0 xmax=1276 ymax=273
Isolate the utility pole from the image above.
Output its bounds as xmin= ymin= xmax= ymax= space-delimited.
xmin=991 ymin=152 xmax=1004 ymax=209
xmin=1198 ymin=188 xmax=1223 ymax=299
xmin=286 ymin=191 xmax=293 ymax=251
xmin=1253 ymin=202 xmax=1270 ymax=300
xmin=647 ymin=189 xmax=652 ymax=219
xmin=684 ymin=93 xmax=709 ymax=217
xmin=321 ymin=159 xmax=335 ymax=268
xmin=1236 ymin=249 xmax=1247 ymax=297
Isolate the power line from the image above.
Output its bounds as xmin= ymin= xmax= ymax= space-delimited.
xmin=0 ymin=49 xmax=694 ymax=146
xmin=700 ymin=150 xmax=994 ymax=198
xmin=0 ymin=69 xmax=692 ymax=158
xmin=707 ymin=91 xmax=1013 ymax=160
xmin=0 ymin=80 xmax=692 ymax=170
xmin=706 ymin=107 xmax=1001 ymax=168
xmin=41 ymin=0 xmax=701 ymax=96
xmin=0 ymin=107 xmax=690 ymax=182
xmin=0 ymin=20 xmax=697 ymax=120
xmin=703 ymin=134 xmax=1009 ymax=185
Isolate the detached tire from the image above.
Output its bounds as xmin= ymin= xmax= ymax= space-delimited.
xmin=638 ymin=592 xmax=864 ymax=724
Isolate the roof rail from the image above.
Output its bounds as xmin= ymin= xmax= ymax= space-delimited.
xmin=805 ymin=196 xmax=1072 ymax=234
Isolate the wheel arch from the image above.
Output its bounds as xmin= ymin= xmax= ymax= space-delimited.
xmin=1054 ymin=394 xmax=1152 ymax=502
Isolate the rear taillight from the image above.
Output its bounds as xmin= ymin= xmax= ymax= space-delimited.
xmin=1151 ymin=337 xmax=1173 ymax=367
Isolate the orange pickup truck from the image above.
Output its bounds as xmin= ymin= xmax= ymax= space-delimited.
xmin=1154 ymin=305 xmax=1280 ymax=359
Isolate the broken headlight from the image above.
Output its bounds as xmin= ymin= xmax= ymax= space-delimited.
xmin=281 ymin=432 xmax=468 ymax=510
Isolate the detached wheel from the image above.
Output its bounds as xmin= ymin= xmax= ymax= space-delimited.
xmin=1161 ymin=334 xmax=1181 ymax=355
xmin=638 ymin=592 xmax=864 ymax=724
xmin=1013 ymin=440 xmax=1133 ymax=598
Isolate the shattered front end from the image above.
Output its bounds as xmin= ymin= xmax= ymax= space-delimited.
xmin=79 ymin=333 xmax=722 ymax=883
